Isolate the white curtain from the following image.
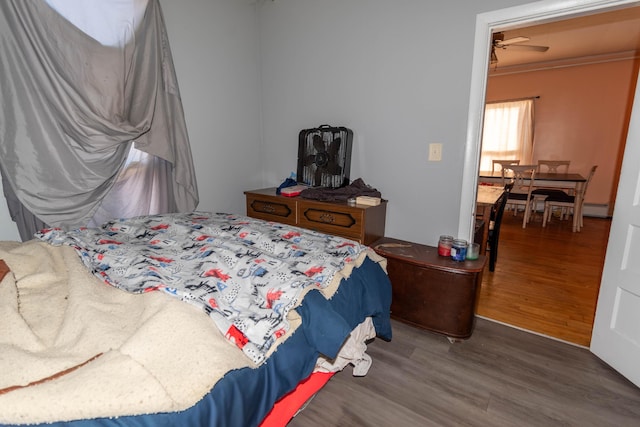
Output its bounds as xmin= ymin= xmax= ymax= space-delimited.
xmin=88 ymin=148 xmax=173 ymax=227
xmin=480 ymin=99 xmax=534 ymax=172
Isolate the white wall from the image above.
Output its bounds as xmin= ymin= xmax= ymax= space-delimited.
xmin=257 ymin=0 xmax=532 ymax=244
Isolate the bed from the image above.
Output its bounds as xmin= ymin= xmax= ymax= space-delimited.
xmin=0 ymin=212 xmax=392 ymax=427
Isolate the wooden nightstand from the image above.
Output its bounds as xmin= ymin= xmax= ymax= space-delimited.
xmin=372 ymin=237 xmax=486 ymax=341
xmin=244 ymin=187 xmax=387 ymax=245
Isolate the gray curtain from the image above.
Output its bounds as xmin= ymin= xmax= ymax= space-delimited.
xmin=1 ymin=166 xmax=47 ymax=239
xmin=0 ymin=0 xmax=198 ymax=239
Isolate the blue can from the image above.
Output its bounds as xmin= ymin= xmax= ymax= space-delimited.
xmin=451 ymin=239 xmax=468 ymax=262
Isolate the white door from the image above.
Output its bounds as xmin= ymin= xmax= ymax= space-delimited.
xmin=590 ymin=71 xmax=640 ymax=388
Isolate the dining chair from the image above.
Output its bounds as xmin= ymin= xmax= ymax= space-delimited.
xmin=492 ymin=159 xmax=520 ymax=185
xmin=532 ymin=160 xmax=572 ymax=213
xmin=537 ymin=160 xmax=571 ymax=173
xmin=487 ymin=182 xmax=513 ymax=272
xmin=542 ymin=165 xmax=598 ymax=232
xmin=504 ymin=164 xmax=537 ymax=228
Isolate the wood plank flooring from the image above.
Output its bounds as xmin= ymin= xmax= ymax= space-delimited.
xmin=290 ymin=212 xmax=627 ymax=427
xmin=289 ymin=318 xmax=640 ymax=427
xmin=476 ymin=211 xmax=611 ymax=347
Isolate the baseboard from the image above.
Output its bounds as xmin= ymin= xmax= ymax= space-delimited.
xmin=530 ymin=202 xmax=610 ymax=218
xmin=582 ymin=203 xmax=609 ymax=218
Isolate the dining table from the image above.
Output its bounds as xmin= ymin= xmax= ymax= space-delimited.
xmin=479 ymin=170 xmax=587 ymax=232
xmin=475 ymin=185 xmax=505 ymax=255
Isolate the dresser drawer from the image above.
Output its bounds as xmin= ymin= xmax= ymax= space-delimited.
xmin=297 ymin=202 xmax=364 ymax=241
xmin=244 ymin=188 xmax=386 ymax=245
xmin=246 ymin=194 xmax=297 ymax=225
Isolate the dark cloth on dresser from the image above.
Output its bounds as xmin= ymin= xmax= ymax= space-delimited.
xmin=299 ymin=178 xmax=381 ymax=202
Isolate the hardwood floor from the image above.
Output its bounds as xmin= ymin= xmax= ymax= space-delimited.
xmin=289 ymin=318 xmax=640 ymax=427
xmin=476 ymin=210 xmax=612 ymax=347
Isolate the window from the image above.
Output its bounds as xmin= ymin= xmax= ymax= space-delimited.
xmin=479 ymin=99 xmax=534 ymax=172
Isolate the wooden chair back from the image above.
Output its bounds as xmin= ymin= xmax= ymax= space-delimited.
xmin=492 ymin=159 xmax=521 ymax=185
xmin=505 ymin=164 xmax=537 ymax=195
xmin=580 ymin=165 xmax=598 ymax=199
xmin=487 ymin=182 xmax=514 ymax=272
xmin=538 ymin=160 xmax=570 ymax=174
xmin=542 ymin=165 xmax=598 ymax=231
xmin=503 ymin=165 xmax=537 ymax=228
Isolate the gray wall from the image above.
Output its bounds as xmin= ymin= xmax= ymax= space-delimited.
xmin=160 ymin=0 xmax=264 ymax=216
xmin=255 ymin=0 xmax=531 ymax=244
xmin=0 ymin=0 xmax=533 ymax=243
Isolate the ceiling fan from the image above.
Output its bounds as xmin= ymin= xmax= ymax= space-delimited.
xmin=491 ymin=32 xmax=549 ymax=65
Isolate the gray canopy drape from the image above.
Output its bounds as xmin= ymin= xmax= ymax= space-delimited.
xmin=0 ymin=0 xmax=198 ymax=234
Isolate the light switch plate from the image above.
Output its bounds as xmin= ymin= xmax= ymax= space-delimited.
xmin=429 ymin=143 xmax=442 ymax=161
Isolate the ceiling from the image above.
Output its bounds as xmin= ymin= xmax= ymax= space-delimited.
xmin=491 ymin=6 xmax=640 ymax=68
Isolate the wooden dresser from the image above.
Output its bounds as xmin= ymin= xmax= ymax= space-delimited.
xmin=244 ymin=187 xmax=387 ymax=245
xmin=372 ymin=237 xmax=486 ymax=341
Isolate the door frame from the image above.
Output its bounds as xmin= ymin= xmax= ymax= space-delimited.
xmin=458 ymin=0 xmax=640 ymax=240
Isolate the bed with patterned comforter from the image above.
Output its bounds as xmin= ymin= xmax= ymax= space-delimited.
xmin=0 ymin=212 xmax=392 ymax=427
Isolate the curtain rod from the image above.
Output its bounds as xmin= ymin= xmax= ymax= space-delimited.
xmin=487 ymin=96 xmax=540 ymax=104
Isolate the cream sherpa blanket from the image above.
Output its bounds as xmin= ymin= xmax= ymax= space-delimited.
xmin=0 ymin=240 xmax=377 ymax=424
xmin=0 ymin=240 xmax=255 ymax=424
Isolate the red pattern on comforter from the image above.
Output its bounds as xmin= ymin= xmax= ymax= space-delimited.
xmin=36 ymin=212 xmax=364 ymax=364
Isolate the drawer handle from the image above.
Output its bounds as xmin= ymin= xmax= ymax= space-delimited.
xmin=319 ymin=213 xmax=335 ymax=223
xmin=250 ymin=200 xmax=292 ymax=218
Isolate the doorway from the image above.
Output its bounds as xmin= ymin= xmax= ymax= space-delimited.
xmin=458 ymin=0 xmax=640 ymax=342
